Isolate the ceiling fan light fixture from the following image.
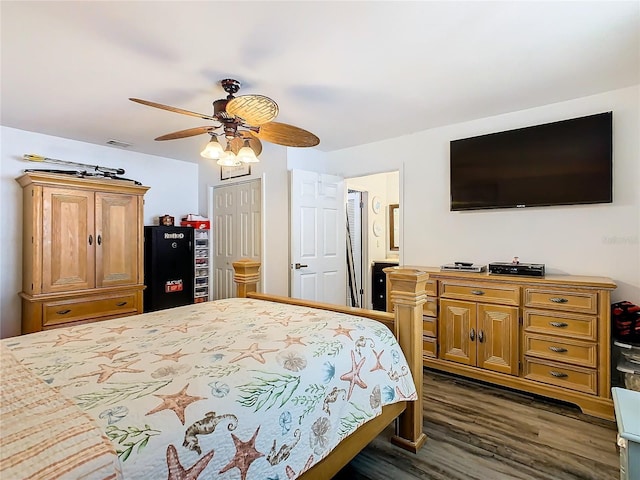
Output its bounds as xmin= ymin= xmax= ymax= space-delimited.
xmin=237 ymin=139 xmax=259 ymax=163
xmin=216 ymin=144 xmax=241 ymax=167
xmin=200 ymin=136 xmax=224 ymax=159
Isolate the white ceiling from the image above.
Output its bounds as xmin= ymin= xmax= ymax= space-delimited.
xmin=2 ymin=1 xmax=639 ymax=164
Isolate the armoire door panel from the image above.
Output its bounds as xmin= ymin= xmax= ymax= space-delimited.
xmin=42 ymin=188 xmax=95 ymax=293
xmin=95 ymin=192 xmax=139 ymax=287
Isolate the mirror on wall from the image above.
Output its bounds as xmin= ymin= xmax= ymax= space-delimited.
xmin=389 ymin=203 xmax=399 ymax=251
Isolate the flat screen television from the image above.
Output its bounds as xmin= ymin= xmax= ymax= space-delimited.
xmin=449 ymin=112 xmax=613 ymax=211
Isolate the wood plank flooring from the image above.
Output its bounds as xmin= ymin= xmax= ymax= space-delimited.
xmin=334 ymin=369 xmax=619 ymax=480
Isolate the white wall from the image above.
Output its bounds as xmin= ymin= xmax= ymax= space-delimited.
xmin=0 ymin=126 xmax=199 ymax=338
xmin=324 ymin=86 xmax=640 ymax=303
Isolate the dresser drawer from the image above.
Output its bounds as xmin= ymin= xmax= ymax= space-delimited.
xmin=423 ymin=336 xmax=437 ymax=358
xmin=523 ymin=358 xmax=597 ymax=395
xmin=422 ymin=296 xmax=437 ymax=317
xmin=43 ymin=293 xmax=139 ymax=327
xmin=523 ymin=309 xmax=597 ymax=341
xmin=424 ymin=279 xmax=437 ymax=297
xmin=524 ymin=333 xmax=597 ymax=368
xmin=524 ymin=288 xmax=598 ymax=314
xmin=423 ymin=316 xmax=437 ymax=337
xmin=440 ymin=281 xmax=520 ymax=305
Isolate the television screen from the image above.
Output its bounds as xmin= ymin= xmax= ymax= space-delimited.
xmin=449 ymin=112 xmax=613 ymax=211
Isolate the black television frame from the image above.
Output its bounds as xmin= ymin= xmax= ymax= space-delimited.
xmin=449 ymin=112 xmax=613 ymax=211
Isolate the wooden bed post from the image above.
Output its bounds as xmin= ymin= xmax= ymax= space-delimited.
xmin=232 ymin=259 xmax=261 ymax=298
xmin=386 ymin=266 xmax=429 ymax=453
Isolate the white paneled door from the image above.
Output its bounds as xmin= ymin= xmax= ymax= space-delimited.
xmin=290 ymin=170 xmax=346 ymax=304
xmin=213 ymin=180 xmax=261 ymax=299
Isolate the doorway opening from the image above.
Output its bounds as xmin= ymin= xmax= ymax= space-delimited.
xmin=345 ymin=171 xmax=400 ymax=310
xmin=347 ymin=189 xmax=367 ymax=308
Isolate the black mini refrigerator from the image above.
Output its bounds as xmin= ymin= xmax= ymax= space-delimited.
xmin=144 ymin=226 xmax=194 ymax=312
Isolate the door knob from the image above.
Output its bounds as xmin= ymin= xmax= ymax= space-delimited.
xmin=294 ymin=263 xmax=308 ymax=269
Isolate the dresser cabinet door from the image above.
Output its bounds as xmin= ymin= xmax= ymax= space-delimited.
xmin=95 ymin=192 xmax=140 ymax=287
xmin=477 ymin=304 xmax=519 ymax=375
xmin=440 ymin=299 xmax=476 ymax=366
xmin=42 ymin=187 xmax=95 ymax=293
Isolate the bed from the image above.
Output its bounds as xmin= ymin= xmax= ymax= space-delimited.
xmin=1 ymin=260 xmax=428 ymax=480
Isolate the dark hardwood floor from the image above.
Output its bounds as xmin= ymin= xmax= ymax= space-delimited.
xmin=335 ymin=369 xmax=619 ymax=480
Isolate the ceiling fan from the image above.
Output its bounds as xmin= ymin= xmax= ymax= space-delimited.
xmin=130 ymin=79 xmax=319 ymax=166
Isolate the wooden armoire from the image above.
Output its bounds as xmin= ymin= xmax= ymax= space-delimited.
xmin=17 ymin=171 xmax=149 ymax=334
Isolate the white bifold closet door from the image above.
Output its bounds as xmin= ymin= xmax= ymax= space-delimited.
xmin=212 ymin=179 xmax=261 ymax=299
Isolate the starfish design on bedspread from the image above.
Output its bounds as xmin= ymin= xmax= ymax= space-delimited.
xmin=90 ymin=346 xmax=126 ymax=360
xmin=218 ymin=427 xmax=264 ymax=480
xmin=164 ymin=323 xmax=202 ymax=334
xmin=280 ymin=335 xmax=306 ymax=348
xmin=267 ymin=316 xmax=292 ymax=326
xmin=332 ymin=324 xmax=354 ymax=340
xmin=42 ymin=333 xmax=91 ymax=347
xmin=395 ymin=385 xmax=417 ymax=401
xmin=146 ymin=383 xmax=206 ymax=424
xmin=166 ymin=444 xmax=214 ymax=480
xmin=104 ymin=325 xmax=132 ymax=335
xmin=340 ymin=350 xmax=367 ymax=400
xmin=229 ymin=343 xmax=278 ymax=364
xmin=370 ymin=349 xmax=385 ymax=372
xmin=152 ymin=349 xmax=188 ymax=363
xmin=72 ymin=359 xmax=143 ymax=383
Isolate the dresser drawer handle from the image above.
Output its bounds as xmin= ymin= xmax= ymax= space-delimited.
xmin=470 ymin=290 xmax=485 ymax=296
xmin=116 ymin=301 xmax=128 ymax=307
xmin=548 ymin=346 xmax=568 ymax=353
xmin=549 ymin=322 xmax=569 ymax=328
xmin=549 ymin=371 xmax=568 ymax=378
xmin=56 ymin=309 xmax=71 ymax=315
xmin=549 ymin=297 xmax=569 ymax=303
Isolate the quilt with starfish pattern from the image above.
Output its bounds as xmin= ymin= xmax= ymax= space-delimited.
xmin=1 ymin=297 xmax=417 ymax=480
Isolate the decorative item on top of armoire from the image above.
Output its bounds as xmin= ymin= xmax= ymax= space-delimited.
xmin=22 ymin=154 xmax=142 ymax=184
xmin=17 ymin=171 xmax=149 ymax=334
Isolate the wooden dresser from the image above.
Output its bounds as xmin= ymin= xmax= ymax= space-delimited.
xmin=17 ymin=172 xmax=149 ymax=333
xmin=385 ymin=266 xmax=617 ymax=420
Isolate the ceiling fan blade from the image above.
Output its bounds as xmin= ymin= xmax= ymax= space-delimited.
xmin=130 ymin=98 xmax=217 ymax=121
xmin=154 ymin=126 xmax=216 ymax=141
xmin=226 ymin=95 xmax=279 ymax=126
xmin=229 ymin=134 xmax=263 ymax=156
xmin=254 ymin=122 xmax=320 ymax=147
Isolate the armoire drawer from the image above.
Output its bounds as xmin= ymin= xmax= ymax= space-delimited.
xmin=524 ymin=333 xmax=597 ymax=368
xmin=440 ymin=281 xmax=520 ymax=305
xmin=523 ymin=309 xmax=597 ymax=341
xmin=524 ymin=288 xmax=598 ymax=314
xmin=523 ymin=357 xmax=597 ymax=395
xmin=43 ymin=293 xmax=139 ymax=327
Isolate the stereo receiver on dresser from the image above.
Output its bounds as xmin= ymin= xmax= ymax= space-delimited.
xmin=488 ymin=262 xmax=545 ymax=277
